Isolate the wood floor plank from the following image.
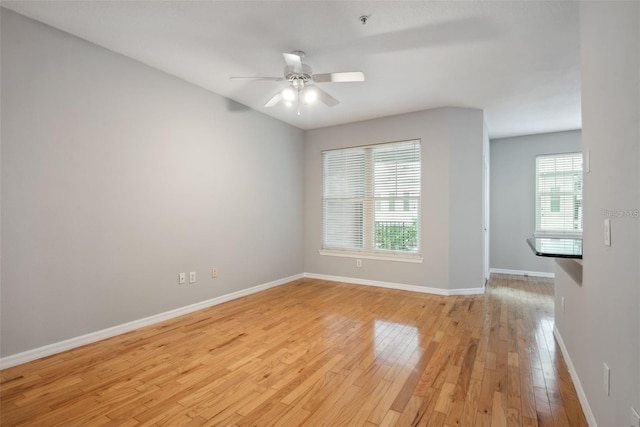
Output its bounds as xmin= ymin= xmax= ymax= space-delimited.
xmin=378 ymin=409 xmax=401 ymax=427
xmin=0 ymin=275 xmax=588 ymax=426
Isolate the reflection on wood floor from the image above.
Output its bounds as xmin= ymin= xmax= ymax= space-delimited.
xmin=1 ymin=274 xmax=587 ymax=426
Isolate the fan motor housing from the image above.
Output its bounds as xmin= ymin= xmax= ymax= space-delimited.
xmin=284 ymin=64 xmax=312 ymax=82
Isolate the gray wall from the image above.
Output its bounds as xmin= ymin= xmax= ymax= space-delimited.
xmin=490 ymin=130 xmax=581 ymax=274
xmin=554 ymin=3 xmax=639 ymax=426
xmin=1 ymin=10 xmax=304 ymax=357
xmin=303 ymin=107 xmax=485 ymax=291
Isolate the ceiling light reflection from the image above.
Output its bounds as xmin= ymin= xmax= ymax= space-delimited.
xmin=374 ymin=320 xmax=419 ymax=363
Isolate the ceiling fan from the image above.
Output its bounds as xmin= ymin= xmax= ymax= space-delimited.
xmin=230 ymin=51 xmax=365 ymax=114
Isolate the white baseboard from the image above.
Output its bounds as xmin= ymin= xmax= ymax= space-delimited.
xmin=0 ymin=273 xmax=304 ymax=370
xmin=303 ymin=273 xmax=485 ymax=296
xmin=553 ymin=326 xmax=597 ymax=426
xmin=489 ymin=268 xmax=555 ymax=278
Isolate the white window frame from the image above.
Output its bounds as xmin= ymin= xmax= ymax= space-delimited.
xmin=534 ymin=152 xmax=583 ymax=238
xmin=320 ymin=139 xmax=423 ymax=263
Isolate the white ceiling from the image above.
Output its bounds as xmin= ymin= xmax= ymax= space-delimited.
xmin=1 ymin=1 xmax=582 ymax=139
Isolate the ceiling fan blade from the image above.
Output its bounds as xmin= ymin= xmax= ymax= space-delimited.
xmin=282 ymin=53 xmax=303 ymax=73
xmin=308 ymin=85 xmax=339 ymax=107
xmin=230 ymin=76 xmax=283 ymax=81
xmin=264 ymin=93 xmax=283 ymax=108
xmin=313 ymin=72 xmax=365 ymax=83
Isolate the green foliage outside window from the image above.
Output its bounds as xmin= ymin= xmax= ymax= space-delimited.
xmin=375 ymin=221 xmax=418 ymax=251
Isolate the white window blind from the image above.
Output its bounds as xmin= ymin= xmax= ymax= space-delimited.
xmin=535 ymin=152 xmax=583 ymax=236
xmin=322 ymin=140 xmax=421 ymax=260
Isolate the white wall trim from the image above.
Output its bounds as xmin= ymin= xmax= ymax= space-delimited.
xmin=553 ymin=326 xmax=597 ymax=427
xmin=489 ymin=268 xmax=555 ymax=278
xmin=0 ymin=273 xmax=304 ymax=370
xmin=303 ymin=273 xmax=485 ymax=296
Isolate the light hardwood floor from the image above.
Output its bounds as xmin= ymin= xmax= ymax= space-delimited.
xmin=1 ymin=274 xmax=587 ymax=426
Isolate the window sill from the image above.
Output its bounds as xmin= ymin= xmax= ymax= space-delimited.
xmin=534 ymin=232 xmax=583 ymax=239
xmin=318 ymin=249 xmax=424 ymax=263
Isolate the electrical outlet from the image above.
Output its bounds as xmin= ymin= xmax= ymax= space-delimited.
xmin=603 ymin=363 xmax=610 ymax=396
xmin=561 ymin=297 xmax=565 ymax=313
xmin=604 ymin=218 xmax=611 ymax=246
xmin=179 ymin=273 xmax=186 ymax=285
xmin=356 ymin=259 xmax=362 ymax=268
xmin=189 ymin=272 xmax=196 ymax=284
xmin=632 ymin=407 xmax=640 ymax=427
xmin=211 ymin=268 xmax=218 ymax=278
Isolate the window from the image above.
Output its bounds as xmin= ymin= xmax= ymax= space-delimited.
xmin=403 ymin=192 xmax=410 ymax=211
xmin=321 ymin=140 xmax=422 ymax=262
xmin=550 ymin=187 xmax=561 ymax=212
xmin=535 ymin=152 xmax=583 ymax=236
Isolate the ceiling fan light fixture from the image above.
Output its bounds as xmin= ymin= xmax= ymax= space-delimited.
xmin=304 ymin=88 xmax=318 ymax=104
xmin=244 ymin=51 xmax=364 ymax=111
xmin=282 ymin=87 xmax=296 ymax=101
